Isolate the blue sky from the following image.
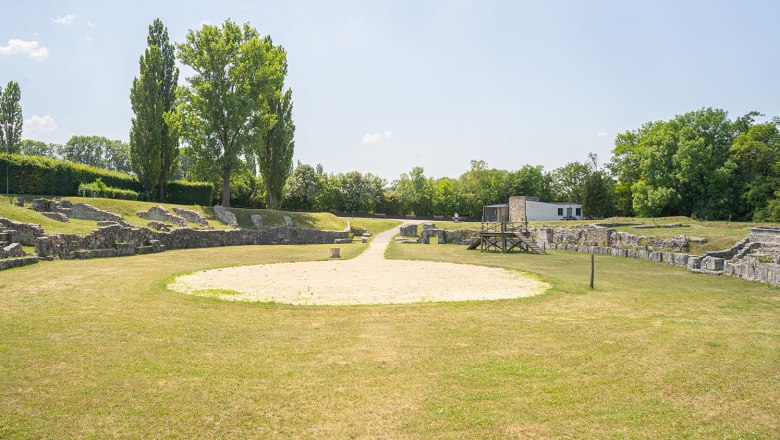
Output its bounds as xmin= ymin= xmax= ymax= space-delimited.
xmin=2 ymin=0 xmax=779 ymax=180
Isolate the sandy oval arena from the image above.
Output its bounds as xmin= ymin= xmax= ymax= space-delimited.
xmin=169 ymin=222 xmax=549 ymax=305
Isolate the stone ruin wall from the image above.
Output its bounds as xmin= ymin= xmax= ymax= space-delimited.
xmin=34 ymin=222 xmax=350 ymax=260
xmin=0 ymin=217 xmax=44 ymax=246
xmin=529 ymin=226 xmax=689 ymax=252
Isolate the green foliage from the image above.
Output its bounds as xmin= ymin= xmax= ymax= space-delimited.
xmin=284 ymin=162 xmax=322 ymax=210
xmin=0 ymin=81 xmax=23 ymax=154
xmin=175 ymin=19 xmax=287 ymax=207
xmin=61 ymin=135 xmax=132 ymax=173
xmin=166 ymin=180 xmax=213 ymax=206
xmin=0 ymin=154 xmax=210 ymax=205
xmin=549 ymin=160 xmax=590 ymax=202
xmin=395 ymin=166 xmax=433 ymax=215
xmin=130 ymin=19 xmax=180 ymax=201
xmin=582 ymin=171 xmax=615 ymax=217
xmin=257 ymin=88 xmax=295 ymax=210
xmin=0 ymin=153 xmax=139 ymax=195
xmin=78 ymin=178 xmax=140 ymax=200
xmin=631 ymin=181 xmax=680 ymax=218
xmin=18 ymin=139 xmax=58 ymax=157
xmin=608 ymin=107 xmax=778 ymax=220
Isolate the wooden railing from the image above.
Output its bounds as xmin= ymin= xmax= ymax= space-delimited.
xmin=481 ymin=222 xmax=528 ymax=233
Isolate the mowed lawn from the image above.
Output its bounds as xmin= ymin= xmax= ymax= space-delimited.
xmin=1 ymin=240 xmax=779 ymax=438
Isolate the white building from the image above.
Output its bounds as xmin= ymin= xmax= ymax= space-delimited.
xmin=526 ymin=200 xmax=583 ymax=221
xmin=482 ymin=197 xmax=584 ymax=222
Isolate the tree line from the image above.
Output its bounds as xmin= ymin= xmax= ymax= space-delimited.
xmin=282 ymin=157 xmax=613 ymax=219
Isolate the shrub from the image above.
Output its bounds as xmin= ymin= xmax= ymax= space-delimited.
xmin=78 ymin=178 xmax=139 ymax=200
xmin=166 ymin=180 xmax=212 ymax=206
xmin=0 ymin=154 xmax=211 ymax=205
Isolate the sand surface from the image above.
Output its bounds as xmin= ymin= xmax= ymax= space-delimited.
xmin=169 ymin=222 xmax=549 ymax=305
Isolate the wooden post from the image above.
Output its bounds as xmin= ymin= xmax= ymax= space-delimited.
xmin=590 ymin=254 xmax=595 ymax=289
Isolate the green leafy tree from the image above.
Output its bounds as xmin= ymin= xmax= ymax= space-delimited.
xmin=395 ymin=166 xmax=433 ymax=215
xmin=550 ymin=161 xmax=590 ymax=202
xmin=284 ymin=162 xmax=322 ymax=210
xmin=432 ymin=178 xmax=460 ymax=216
xmin=456 ymin=160 xmax=494 ymax=218
xmin=0 ymin=81 xmax=23 ymax=154
xmin=61 ymin=135 xmax=131 ymax=173
xmin=728 ymin=122 xmax=780 ymax=219
xmin=130 ymin=18 xmax=179 ymax=200
xmin=339 ymin=171 xmax=385 ymax=213
xmin=582 ymin=171 xmax=615 ymax=218
xmin=315 ymin=173 xmax=345 ymax=212
xmin=18 ymin=139 xmax=57 ymax=157
xmin=175 ymin=20 xmax=287 ymax=207
xmin=258 ymin=88 xmax=295 ymax=210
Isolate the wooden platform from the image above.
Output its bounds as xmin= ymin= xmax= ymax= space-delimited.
xmin=466 ymin=222 xmax=546 ymax=255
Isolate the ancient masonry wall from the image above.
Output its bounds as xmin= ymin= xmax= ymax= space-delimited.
xmin=531 ymin=226 xmax=780 ymax=286
xmin=35 ymin=223 xmax=350 ymax=260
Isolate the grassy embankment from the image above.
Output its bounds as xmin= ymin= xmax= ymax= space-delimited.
xmin=427 ymin=216 xmax=778 ymax=254
xmin=0 ymin=196 xmax=396 ymax=238
xmin=0 ymin=230 xmax=778 ymax=437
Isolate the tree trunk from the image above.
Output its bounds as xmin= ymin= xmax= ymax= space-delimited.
xmin=222 ymin=172 xmax=231 ymax=207
xmin=157 ymin=172 xmax=166 ymax=202
xmin=267 ymin=192 xmax=279 ymax=210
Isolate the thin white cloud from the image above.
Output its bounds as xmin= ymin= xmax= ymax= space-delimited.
xmin=25 ymin=115 xmax=58 ymax=133
xmin=362 ymin=130 xmax=394 ymax=144
xmin=596 ymin=131 xmax=608 ymax=138
xmin=86 ymin=19 xmax=96 ymax=28
xmin=0 ymin=39 xmax=49 ymax=61
xmin=50 ymin=14 xmax=77 ymax=26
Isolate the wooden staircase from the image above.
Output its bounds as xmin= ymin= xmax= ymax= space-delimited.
xmin=512 ymin=232 xmax=546 ymax=255
xmin=465 ymin=222 xmax=546 ymax=255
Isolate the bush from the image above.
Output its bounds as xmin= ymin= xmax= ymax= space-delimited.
xmin=166 ymin=180 xmax=213 ymax=206
xmin=78 ymin=178 xmax=139 ymax=200
xmin=0 ymin=154 xmax=211 ymax=205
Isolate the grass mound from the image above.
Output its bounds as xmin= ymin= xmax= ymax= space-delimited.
xmin=0 ymin=195 xmax=396 ymax=236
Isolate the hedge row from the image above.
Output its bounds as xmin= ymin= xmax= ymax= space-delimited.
xmin=166 ymin=180 xmax=213 ymax=205
xmin=78 ymin=180 xmax=140 ymax=200
xmin=0 ymin=154 xmax=212 ymax=205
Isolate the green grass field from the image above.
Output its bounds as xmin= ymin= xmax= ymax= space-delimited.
xmin=1 ymin=235 xmax=778 ymax=437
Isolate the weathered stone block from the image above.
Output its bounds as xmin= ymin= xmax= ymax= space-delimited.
xmin=212 ymin=205 xmax=238 ymax=228
xmin=251 ymin=214 xmax=263 ymax=229
xmin=138 ymin=206 xmax=188 ymax=227
xmin=399 ymin=224 xmax=418 ymax=237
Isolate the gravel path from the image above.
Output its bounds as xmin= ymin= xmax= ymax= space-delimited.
xmin=169 ymin=222 xmax=548 ymax=305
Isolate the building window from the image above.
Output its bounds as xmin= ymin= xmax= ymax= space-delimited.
xmin=557 ymin=208 xmax=563 ymax=216
xmin=576 ymin=208 xmax=582 ymax=216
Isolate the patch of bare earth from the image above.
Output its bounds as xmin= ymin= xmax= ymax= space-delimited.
xmin=169 ymin=223 xmax=549 ymax=305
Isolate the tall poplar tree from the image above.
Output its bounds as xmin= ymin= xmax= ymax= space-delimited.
xmin=258 ymin=88 xmax=295 ymax=210
xmin=176 ymin=20 xmax=286 ymax=207
xmin=0 ymin=81 xmax=23 ymax=154
xmin=129 ymin=18 xmax=179 ymax=200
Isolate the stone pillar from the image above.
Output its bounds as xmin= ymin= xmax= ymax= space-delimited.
xmin=509 ymin=196 xmax=527 ymax=224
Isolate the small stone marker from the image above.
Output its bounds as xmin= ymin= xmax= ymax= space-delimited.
xmin=361 ymin=236 xmax=368 ymax=243
xmin=251 ymin=214 xmax=263 ymax=229
xmin=283 ymin=216 xmax=293 ymax=227
xmin=330 ymin=247 xmax=340 ymax=258
xmin=15 ymin=198 xmax=24 ymax=207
